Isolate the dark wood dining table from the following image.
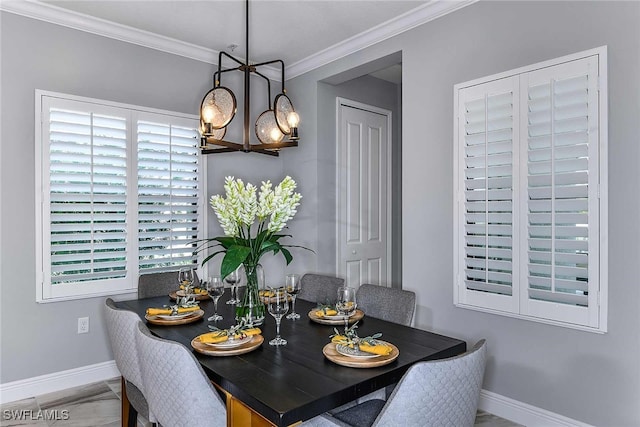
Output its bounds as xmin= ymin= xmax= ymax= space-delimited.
xmin=115 ymin=289 xmax=466 ymax=427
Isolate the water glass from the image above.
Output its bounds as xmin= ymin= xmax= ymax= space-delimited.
xmin=207 ymin=276 xmax=224 ymax=321
xmin=336 ymin=286 xmax=357 ymax=332
xmin=178 ymin=267 xmax=195 ymax=292
xmin=285 ymin=274 xmax=301 ymax=320
xmin=268 ymin=287 xmax=289 ymax=346
xmin=225 ymin=267 xmax=241 ymax=304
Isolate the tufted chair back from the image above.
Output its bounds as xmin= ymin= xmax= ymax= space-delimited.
xmin=374 ymin=340 xmax=487 ymax=427
xmin=104 ymin=298 xmax=154 ymax=425
xmin=134 ymin=322 xmax=227 ymax=426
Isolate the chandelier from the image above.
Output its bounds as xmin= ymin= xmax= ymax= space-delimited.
xmin=199 ymin=0 xmax=300 ymax=156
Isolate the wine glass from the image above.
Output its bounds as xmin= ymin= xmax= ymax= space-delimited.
xmin=178 ymin=267 xmax=195 ymax=295
xmin=285 ymin=274 xmax=301 ymax=320
xmin=206 ymin=276 xmax=225 ymax=321
xmin=267 ymin=287 xmax=289 ymax=346
xmin=225 ymin=267 xmax=241 ymax=305
xmin=336 ymin=286 xmax=357 ymax=332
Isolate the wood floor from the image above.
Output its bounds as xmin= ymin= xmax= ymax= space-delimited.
xmin=0 ymin=378 xmax=523 ymax=426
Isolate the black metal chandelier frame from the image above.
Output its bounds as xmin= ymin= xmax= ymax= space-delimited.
xmin=199 ymin=0 xmax=299 ymax=157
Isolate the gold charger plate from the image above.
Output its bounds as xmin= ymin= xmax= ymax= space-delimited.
xmin=308 ymin=309 xmax=364 ymax=326
xmin=145 ymin=309 xmax=204 ymax=326
xmin=322 ymin=340 xmax=399 ymax=368
xmin=169 ymin=290 xmax=210 ymax=301
xmin=191 ymin=334 xmax=264 ymax=357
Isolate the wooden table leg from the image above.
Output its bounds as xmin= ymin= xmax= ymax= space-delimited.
xmin=121 ymin=377 xmax=130 ymax=427
xmin=213 ymin=382 xmax=286 ymax=427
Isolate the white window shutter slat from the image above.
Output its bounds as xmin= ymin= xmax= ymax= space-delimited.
xmin=456 ymin=76 xmax=519 ymax=313
xmin=48 ymin=108 xmax=128 ymax=286
xmin=137 ymin=118 xmax=201 ymax=273
xmin=455 ymin=48 xmax=606 ymax=331
xmin=39 ymin=93 xmax=201 ymax=301
xmin=520 ymin=55 xmax=600 ymax=327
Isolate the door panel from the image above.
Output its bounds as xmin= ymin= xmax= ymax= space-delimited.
xmin=338 ymin=102 xmax=390 ymax=288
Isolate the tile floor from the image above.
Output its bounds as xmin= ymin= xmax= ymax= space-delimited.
xmin=1 ymin=378 xmax=522 ymax=426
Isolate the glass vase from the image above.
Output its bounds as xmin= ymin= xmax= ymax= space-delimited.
xmin=236 ymin=262 xmax=265 ymax=325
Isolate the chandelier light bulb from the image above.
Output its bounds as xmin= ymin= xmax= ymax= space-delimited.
xmin=202 ymin=104 xmax=216 ymax=124
xmin=286 ymin=111 xmax=299 ymax=128
xmin=270 ymin=127 xmax=284 ymax=143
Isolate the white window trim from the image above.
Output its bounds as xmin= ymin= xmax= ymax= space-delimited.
xmin=453 ymin=46 xmax=608 ymax=333
xmin=35 ymin=90 xmax=207 ymax=303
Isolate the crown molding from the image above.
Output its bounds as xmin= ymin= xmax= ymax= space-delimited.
xmin=0 ymin=0 xmax=477 ymax=81
xmin=286 ymin=0 xmax=478 ymax=79
xmin=0 ymin=0 xmax=217 ymax=64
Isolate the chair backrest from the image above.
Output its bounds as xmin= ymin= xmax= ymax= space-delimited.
xmin=355 ymin=284 xmax=416 ymax=326
xmin=134 ymin=322 xmax=227 ymax=427
xmin=104 ymin=298 xmax=146 ymax=390
xmin=298 ymin=274 xmax=345 ymax=305
xmin=105 ymin=298 xmax=156 ymax=424
xmin=374 ymin=340 xmax=487 ymax=427
xmin=138 ymin=270 xmax=201 ymax=299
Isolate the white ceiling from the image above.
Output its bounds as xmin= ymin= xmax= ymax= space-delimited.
xmin=38 ymin=0 xmax=427 ymax=66
xmin=2 ymin=1 xmax=475 ymax=79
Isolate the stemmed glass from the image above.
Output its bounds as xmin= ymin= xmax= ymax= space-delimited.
xmin=267 ymin=287 xmax=289 ymax=346
xmin=336 ymin=286 xmax=357 ymax=332
xmin=206 ymin=276 xmax=225 ymax=321
xmin=178 ymin=267 xmax=195 ymax=294
xmin=225 ymin=267 xmax=241 ymax=305
xmin=285 ymin=274 xmax=301 ymax=320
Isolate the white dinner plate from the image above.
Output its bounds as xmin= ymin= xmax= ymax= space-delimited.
xmin=204 ymin=335 xmax=253 ymax=349
xmin=155 ymin=311 xmax=199 ymax=320
xmin=322 ymin=311 xmax=356 ymax=321
xmin=335 ymin=343 xmax=381 ymax=359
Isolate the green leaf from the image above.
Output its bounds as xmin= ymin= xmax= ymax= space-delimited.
xmin=259 ymin=241 xmax=279 ymax=255
xmin=214 ymin=236 xmax=237 ymax=249
xmin=280 ymin=247 xmax=293 ymax=265
xmin=272 ymin=234 xmax=292 ymax=241
xmin=201 ymin=250 xmax=227 ymax=266
xmin=281 ymin=244 xmax=315 ymax=254
xmin=221 ymin=245 xmax=251 ymax=279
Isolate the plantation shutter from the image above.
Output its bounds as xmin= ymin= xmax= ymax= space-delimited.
xmin=137 ymin=114 xmax=201 ymax=273
xmin=457 ymin=76 xmax=519 ymax=313
xmin=46 ymin=105 xmax=128 ymax=287
xmin=520 ymin=56 xmax=600 ymax=327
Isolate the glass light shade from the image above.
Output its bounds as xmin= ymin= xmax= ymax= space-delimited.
xmin=199 ymin=87 xmax=237 ymax=129
xmin=274 ymin=94 xmax=295 ymax=134
xmin=256 ymin=110 xmax=285 ymax=144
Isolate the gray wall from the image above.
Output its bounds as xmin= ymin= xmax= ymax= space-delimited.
xmin=0 ymin=12 xmax=285 ymax=383
xmin=285 ymin=2 xmax=640 ymax=425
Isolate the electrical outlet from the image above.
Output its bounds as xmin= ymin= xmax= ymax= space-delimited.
xmin=77 ymin=317 xmax=89 ymax=334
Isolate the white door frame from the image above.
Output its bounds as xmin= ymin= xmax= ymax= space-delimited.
xmin=335 ymin=97 xmax=393 ymax=286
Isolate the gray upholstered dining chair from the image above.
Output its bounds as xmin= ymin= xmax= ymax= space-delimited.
xmin=138 ymin=270 xmax=201 ymax=299
xmin=356 ymin=284 xmax=416 ymax=326
xmin=104 ymin=298 xmax=154 ymax=427
xmin=303 ymin=340 xmax=487 ymax=427
xmin=355 ymin=285 xmax=416 ymax=403
xmin=298 ymin=273 xmax=345 ymax=305
xmin=134 ymin=322 xmax=227 ymax=427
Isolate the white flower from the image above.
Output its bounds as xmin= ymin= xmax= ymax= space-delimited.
xmin=210 ymin=175 xmax=302 ymax=236
xmin=210 ymin=194 xmax=238 ymax=237
xmin=257 ymin=180 xmax=274 ymax=220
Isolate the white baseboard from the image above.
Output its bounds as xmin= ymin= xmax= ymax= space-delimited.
xmin=0 ymin=361 xmax=120 ymax=405
xmin=479 ymin=389 xmax=594 ymax=427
